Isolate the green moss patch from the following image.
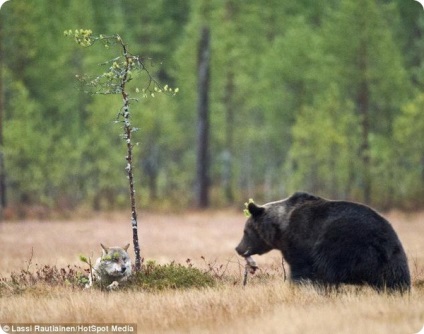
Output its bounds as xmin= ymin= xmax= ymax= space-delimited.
xmin=127 ymin=261 xmax=216 ymax=291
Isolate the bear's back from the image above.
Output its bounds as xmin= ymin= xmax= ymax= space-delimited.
xmin=283 ymin=199 xmax=410 ymax=291
xmin=287 ymin=199 xmax=395 ymax=239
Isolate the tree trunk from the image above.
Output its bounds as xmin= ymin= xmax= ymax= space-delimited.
xmin=357 ymin=41 xmax=371 ymax=204
xmin=0 ymin=17 xmax=6 ymax=220
xmin=122 ymin=91 xmax=141 ymax=271
xmin=119 ymin=37 xmax=141 ymax=271
xmin=195 ymin=26 xmax=211 ymax=209
xmin=223 ymin=71 xmax=234 ymax=202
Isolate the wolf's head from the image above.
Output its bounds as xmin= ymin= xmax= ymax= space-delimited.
xmin=98 ymin=243 xmax=132 ymax=279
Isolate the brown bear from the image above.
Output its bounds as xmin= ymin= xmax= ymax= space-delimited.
xmin=236 ymin=192 xmax=411 ymax=293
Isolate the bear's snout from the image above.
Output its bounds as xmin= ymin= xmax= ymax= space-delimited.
xmin=235 ymin=244 xmax=249 ymax=257
xmin=235 ymin=245 xmax=242 ymax=256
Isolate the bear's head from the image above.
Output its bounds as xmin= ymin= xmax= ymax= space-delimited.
xmin=235 ymin=192 xmax=319 ymax=257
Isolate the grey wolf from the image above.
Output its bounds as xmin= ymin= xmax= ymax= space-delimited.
xmin=87 ymin=243 xmax=132 ymax=289
xmin=236 ymin=192 xmax=410 ymax=293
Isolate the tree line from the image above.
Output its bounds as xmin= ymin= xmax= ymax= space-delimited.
xmin=0 ymin=0 xmax=423 ymax=217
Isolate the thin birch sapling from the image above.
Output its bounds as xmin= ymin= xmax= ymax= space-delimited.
xmin=65 ymin=29 xmax=177 ymax=271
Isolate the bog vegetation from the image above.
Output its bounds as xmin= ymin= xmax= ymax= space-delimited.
xmin=1 ymin=0 xmax=424 ymax=216
xmin=0 ymin=260 xmax=217 ymax=295
xmin=1 ymin=250 xmax=422 ymax=333
xmin=1 ymin=211 xmax=424 ymax=333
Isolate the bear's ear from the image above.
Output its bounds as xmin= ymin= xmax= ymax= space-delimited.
xmin=248 ymin=202 xmax=265 ymax=217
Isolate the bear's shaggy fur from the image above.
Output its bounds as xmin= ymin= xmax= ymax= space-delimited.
xmin=236 ymin=192 xmax=411 ymax=293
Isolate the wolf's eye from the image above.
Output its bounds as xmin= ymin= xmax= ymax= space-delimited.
xmin=102 ymin=255 xmax=112 ymax=261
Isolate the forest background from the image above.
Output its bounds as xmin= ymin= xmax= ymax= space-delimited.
xmin=0 ymin=0 xmax=423 ymax=218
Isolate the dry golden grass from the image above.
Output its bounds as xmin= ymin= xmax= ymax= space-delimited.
xmin=1 ymin=209 xmax=424 ymax=333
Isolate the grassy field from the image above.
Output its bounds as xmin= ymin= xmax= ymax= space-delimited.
xmin=1 ymin=209 xmax=424 ymax=333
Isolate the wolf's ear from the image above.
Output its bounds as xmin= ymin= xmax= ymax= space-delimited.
xmin=100 ymin=243 xmax=109 ymax=254
xmin=248 ymin=202 xmax=265 ymax=217
xmin=123 ymin=243 xmax=130 ymax=251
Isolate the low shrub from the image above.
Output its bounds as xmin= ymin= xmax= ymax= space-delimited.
xmin=127 ymin=260 xmax=216 ymax=291
xmin=0 ymin=260 xmax=216 ymax=296
xmin=0 ymin=264 xmax=87 ymax=296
